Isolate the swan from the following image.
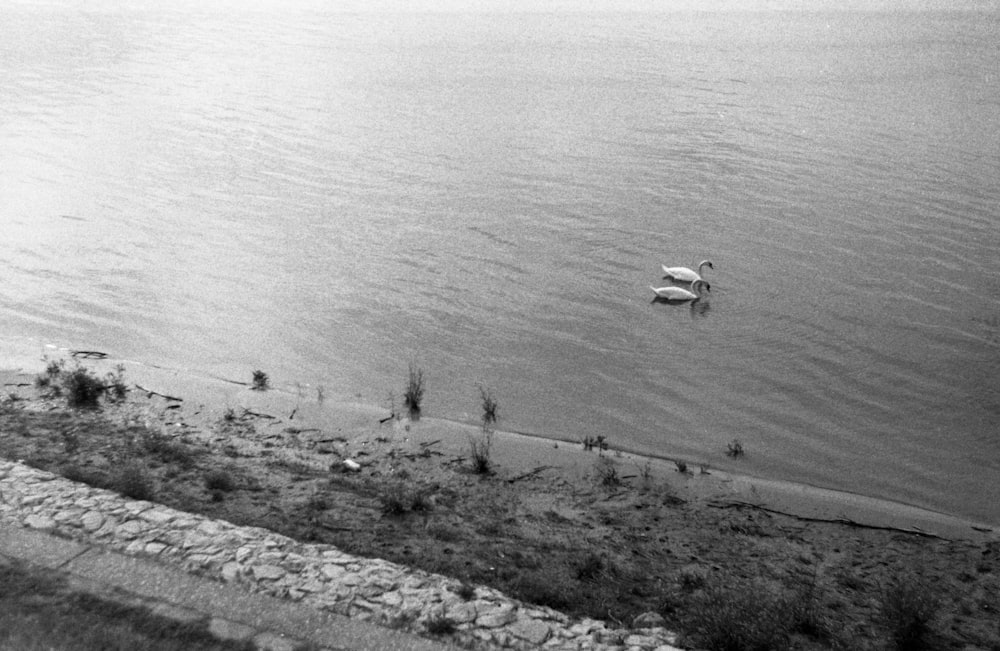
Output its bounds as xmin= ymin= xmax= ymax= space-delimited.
xmin=661 ymin=259 xmax=714 ymax=283
xmin=650 ymin=279 xmax=710 ymax=301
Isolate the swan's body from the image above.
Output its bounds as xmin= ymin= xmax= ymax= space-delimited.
xmin=661 ymin=259 xmax=714 ymax=283
xmin=650 ymin=279 xmax=710 ymax=301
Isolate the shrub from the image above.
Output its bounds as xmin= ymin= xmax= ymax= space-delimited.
xmin=403 ymin=364 xmax=424 ymax=416
xmin=204 ymin=469 xmax=236 ymax=492
xmin=726 ymin=439 xmax=745 ymax=458
xmin=251 ymin=370 xmax=269 ymax=391
xmin=675 ymin=459 xmax=690 ymax=474
xmin=63 ymin=365 xmax=106 ymax=408
xmin=879 ymin=570 xmax=940 ymax=651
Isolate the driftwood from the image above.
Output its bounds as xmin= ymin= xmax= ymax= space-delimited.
xmin=70 ymin=350 xmax=108 ymax=359
xmin=707 ymin=499 xmax=945 ymax=540
xmin=507 ymin=465 xmax=555 ymax=484
xmin=243 ymin=409 xmax=276 ymax=420
xmin=134 ymin=384 xmax=182 ymax=402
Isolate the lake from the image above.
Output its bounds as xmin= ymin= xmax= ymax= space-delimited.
xmin=2 ymin=1 xmax=998 ymax=523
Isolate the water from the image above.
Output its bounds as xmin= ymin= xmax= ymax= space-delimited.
xmin=2 ymin=2 xmax=999 ymax=524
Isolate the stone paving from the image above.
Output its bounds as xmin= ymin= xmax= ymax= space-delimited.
xmin=0 ymin=459 xmax=684 ymax=651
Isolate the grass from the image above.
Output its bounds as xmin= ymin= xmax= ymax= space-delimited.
xmin=468 ymin=430 xmax=494 ymax=475
xmin=681 ymin=576 xmax=793 ymax=651
xmin=593 ymin=456 xmax=622 ymax=487
xmin=403 ymin=363 xmax=424 ymax=416
xmin=0 ymin=557 xmax=256 ymax=651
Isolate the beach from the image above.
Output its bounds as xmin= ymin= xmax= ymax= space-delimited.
xmin=2 ymin=350 xmax=998 ymax=650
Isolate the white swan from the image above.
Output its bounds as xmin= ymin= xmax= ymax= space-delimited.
xmin=650 ymin=279 xmax=710 ymax=301
xmin=661 ymin=259 xmax=714 ymax=283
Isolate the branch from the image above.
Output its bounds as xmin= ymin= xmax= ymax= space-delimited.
xmin=706 ymin=500 xmax=945 ymax=539
xmin=134 ymin=384 xmax=183 ymax=402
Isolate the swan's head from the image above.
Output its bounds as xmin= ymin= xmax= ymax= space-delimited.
xmin=699 ymin=260 xmax=714 ymax=271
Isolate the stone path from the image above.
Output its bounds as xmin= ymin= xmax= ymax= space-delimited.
xmin=0 ymin=459 xmax=684 ymax=650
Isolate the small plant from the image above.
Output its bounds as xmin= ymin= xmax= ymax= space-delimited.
xmin=222 ymin=407 xmax=238 ymax=422
xmin=251 ymin=370 xmax=269 ymax=391
xmin=879 ymin=569 xmax=940 ymax=651
xmin=403 ymin=363 xmax=424 ymax=416
xmin=583 ymin=435 xmax=609 ymax=452
xmin=204 ymin=469 xmax=236 ymax=492
xmin=594 ymin=456 xmax=621 ymax=487
xmin=674 ymin=459 xmax=690 ymax=474
xmin=468 ymin=431 xmax=494 ymax=475
xmin=478 ymin=385 xmax=498 ymax=426
xmin=113 ymin=462 xmax=155 ymax=501
xmin=726 ymin=439 xmax=745 ymax=458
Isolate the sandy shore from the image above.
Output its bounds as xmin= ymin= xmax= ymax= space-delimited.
xmin=3 ymin=346 xmax=999 ymax=650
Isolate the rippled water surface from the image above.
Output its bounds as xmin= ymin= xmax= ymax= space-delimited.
xmin=2 ymin=2 xmax=998 ymax=523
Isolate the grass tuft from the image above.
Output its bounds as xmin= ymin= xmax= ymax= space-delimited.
xmin=403 ymin=363 xmax=424 ymax=416
xmin=726 ymin=439 xmax=745 ymax=458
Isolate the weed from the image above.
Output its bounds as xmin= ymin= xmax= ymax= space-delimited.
xmin=879 ymin=569 xmax=940 ymax=651
xmin=478 ymin=385 xmax=498 ymax=426
xmin=726 ymin=439 xmax=745 ymax=458
xmin=251 ymin=370 xmax=269 ymax=391
xmin=674 ymin=459 xmax=690 ymax=474
xmin=576 ymin=553 xmax=605 ymax=581
xmin=403 ymin=363 xmax=424 ymax=416
xmin=114 ymin=462 xmax=155 ymax=501
xmin=204 ymin=469 xmax=236 ymax=492
xmin=468 ymin=431 xmax=494 ymax=475
xmin=677 ymin=564 xmax=709 ymax=591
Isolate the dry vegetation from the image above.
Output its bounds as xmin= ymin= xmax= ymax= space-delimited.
xmin=1 ymin=364 xmax=999 ymax=651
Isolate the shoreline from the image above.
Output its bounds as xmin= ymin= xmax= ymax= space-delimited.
xmin=4 ymin=349 xmax=1000 ymax=649
xmin=2 ymin=346 xmax=995 ymax=542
